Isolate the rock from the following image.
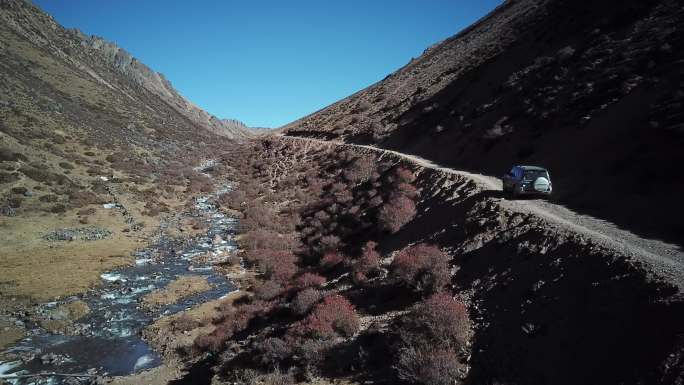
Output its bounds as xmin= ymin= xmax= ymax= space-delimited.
xmin=43 ymin=227 xmax=112 ymax=242
xmin=557 ymin=46 xmax=576 ymax=61
xmin=10 ymin=186 xmax=27 ymax=195
xmin=212 ymin=234 xmax=223 ymax=245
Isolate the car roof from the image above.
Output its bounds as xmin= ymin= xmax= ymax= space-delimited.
xmin=516 ymin=165 xmax=549 ymax=172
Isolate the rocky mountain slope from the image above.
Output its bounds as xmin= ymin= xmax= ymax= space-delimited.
xmin=282 ymin=0 xmax=684 ymax=246
xmin=1 ymin=0 xmax=250 ymax=139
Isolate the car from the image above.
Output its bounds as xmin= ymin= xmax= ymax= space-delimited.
xmin=502 ymin=165 xmax=552 ymax=197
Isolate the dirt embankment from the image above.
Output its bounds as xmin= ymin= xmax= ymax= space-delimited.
xmin=276 ymin=137 xmax=684 ymax=385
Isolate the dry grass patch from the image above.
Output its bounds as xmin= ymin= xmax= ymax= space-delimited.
xmin=141 ymin=276 xmax=212 ymax=309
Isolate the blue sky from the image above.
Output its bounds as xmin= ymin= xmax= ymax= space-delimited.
xmin=34 ymin=1 xmax=502 ymax=128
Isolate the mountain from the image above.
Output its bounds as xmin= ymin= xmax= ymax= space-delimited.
xmin=282 ymin=0 xmax=684 ymax=245
xmin=0 ymin=0 xmax=250 ymax=139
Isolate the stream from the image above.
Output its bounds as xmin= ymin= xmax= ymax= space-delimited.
xmin=0 ymin=187 xmax=238 ymax=383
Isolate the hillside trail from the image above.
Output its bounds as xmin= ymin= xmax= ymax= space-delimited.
xmin=277 ymin=135 xmax=684 ymax=287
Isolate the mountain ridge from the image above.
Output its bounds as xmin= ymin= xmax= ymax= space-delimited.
xmin=0 ymin=0 xmax=250 ymax=139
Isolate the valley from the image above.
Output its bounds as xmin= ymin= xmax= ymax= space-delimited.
xmin=1 ymin=0 xmax=683 ymax=384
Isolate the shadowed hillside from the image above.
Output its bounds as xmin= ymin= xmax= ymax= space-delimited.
xmin=283 ymin=0 xmax=684 ymax=246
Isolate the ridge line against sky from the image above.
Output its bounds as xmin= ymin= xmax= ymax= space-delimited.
xmin=34 ymin=0 xmax=502 ymax=128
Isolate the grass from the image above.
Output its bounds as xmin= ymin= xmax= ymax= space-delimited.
xmin=0 ymin=319 xmax=24 ymax=350
xmin=141 ymin=276 xmax=213 ymax=309
xmin=0 ymin=209 xmax=143 ymax=301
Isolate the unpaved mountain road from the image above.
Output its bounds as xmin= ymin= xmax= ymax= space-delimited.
xmin=278 ymin=135 xmax=684 ymax=288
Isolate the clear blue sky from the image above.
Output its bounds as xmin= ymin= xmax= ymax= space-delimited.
xmin=34 ymin=0 xmax=502 ymax=128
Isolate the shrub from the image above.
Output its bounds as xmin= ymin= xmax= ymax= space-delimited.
xmin=58 ymin=162 xmax=74 ymax=170
xmin=318 ymin=234 xmax=341 ymax=252
xmin=395 ymin=345 xmax=463 ymax=385
xmin=292 ymin=288 xmax=323 ymax=315
xmin=241 ymin=229 xmax=294 ymax=252
xmin=256 ymin=337 xmax=292 ymax=368
xmin=391 ymin=244 xmax=450 ymax=293
xmin=353 ymin=241 xmax=381 ymax=283
xmin=394 ymin=167 xmax=416 ymax=184
xmin=320 ymin=251 xmax=343 ymax=269
xmin=0 ymin=172 xmax=19 ymax=184
xmin=171 ymin=313 xmax=198 ymax=332
xmin=50 ymin=204 xmax=67 ymax=213
xmin=39 ymin=194 xmax=59 ymax=202
xmin=396 ymin=183 xmax=419 ymax=199
xmin=401 ymin=293 xmax=470 ymax=348
xmin=255 ymin=279 xmax=284 ymax=301
xmin=10 ymin=186 xmax=27 ymax=195
xmin=293 ymin=273 xmax=326 ymax=289
xmin=259 ymin=250 xmax=297 ymax=283
xmin=296 ymin=294 xmax=359 ymax=339
xmin=217 ymin=189 xmax=247 ymax=210
xmin=378 ymin=195 xmax=416 ymax=233
xmin=69 ymin=191 xmax=100 ymax=207
xmin=7 ymin=197 xmax=22 ymax=208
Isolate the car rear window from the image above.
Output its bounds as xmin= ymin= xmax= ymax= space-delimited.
xmin=524 ymin=170 xmax=549 ymax=179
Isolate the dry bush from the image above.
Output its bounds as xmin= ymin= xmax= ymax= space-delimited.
xmin=293 ymin=273 xmax=326 ymax=289
xmin=172 ymin=313 xmax=199 ymax=332
xmin=256 ymin=337 xmax=293 ymax=369
xmin=378 ymin=194 xmax=416 ymax=233
xmin=69 ymin=190 xmax=101 ymax=208
xmin=395 ymin=346 xmax=463 ymax=385
xmin=320 ymin=251 xmax=344 ymax=270
xmin=255 ymin=279 xmax=284 ymax=301
xmin=39 ymin=194 xmax=59 ymax=202
xmin=7 ymin=196 xmax=22 ymax=208
xmin=391 ymin=244 xmax=450 ymax=294
xmin=217 ymin=189 xmax=247 ymax=209
xmin=248 ymin=250 xmax=298 ymax=283
xmin=50 ymin=204 xmax=66 ymax=213
xmin=0 ymin=172 xmax=19 ymax=184
xmin=352 ymin=241 xmax=381 ymax=283
xmin=196 ymin=300 xmax=272 ymax=353
xmin=294 ymin=294 xmax=359 ymax=339
xmin=401 ymin=292 xmax=470 ymax=348
xmin=240 ymin=229 xmax=294 ymax=251
xmin=394 ymin=166 xmax=416 ymax=184
xmin=292 ymin=288 xmax=324 ymax=315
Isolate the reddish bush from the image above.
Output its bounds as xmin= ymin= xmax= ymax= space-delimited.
xmin=395 ymin=346 xmax=463 ymax=385
xmin=294 ymin=273 xmax=326 ymax=289
xmin=352 ymin=241 xmax=381 ymax=283
xmin=394 ymin=167 xmax=416 ymax=184
xmin=395 ymin=183 xmax=419 ymax=199
xmin=402 ymin=293 xmax=470 ymax=347
xmin=391 ymin=244 xmax=450 ymax=293
xmin=295 ymin=294 xmax=359 ymax=339
xmin=292 ymin=288 xmax=324 ymax=315
xmin=320 ymin=251 xmax=344 ymax=269
xmin=257 ymin=250 xmax=297 ymax=283
xmin=378 ymin=195 xmax=416 ymax=233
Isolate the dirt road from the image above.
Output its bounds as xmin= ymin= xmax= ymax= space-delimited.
xmin=278 ymin=135 xmax=684 ymax=287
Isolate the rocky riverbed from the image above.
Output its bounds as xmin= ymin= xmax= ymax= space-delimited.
xmin=0 ymin=188 xmax=240 ymax=384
